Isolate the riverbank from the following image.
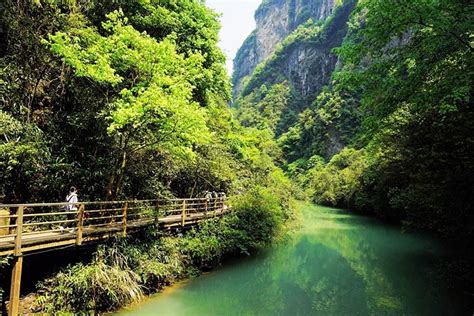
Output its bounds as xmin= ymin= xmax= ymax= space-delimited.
xmin=116 ymin=203 xmax=474 ymax=315
xmin=9 ymin=190 xmax=294 ymax=314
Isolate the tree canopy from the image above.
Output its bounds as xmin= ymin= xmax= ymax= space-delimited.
xmin=0 ymin=0 xmax=291 ymax=204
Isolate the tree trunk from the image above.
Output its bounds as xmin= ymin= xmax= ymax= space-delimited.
xmin=105 ymin=157 xmax=119 ymax=200
xmin=114 ymin=150 xmax=127 ymax=199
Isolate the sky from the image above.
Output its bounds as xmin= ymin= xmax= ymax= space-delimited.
xmin=206 ymin=0 xmax=262 ymax=74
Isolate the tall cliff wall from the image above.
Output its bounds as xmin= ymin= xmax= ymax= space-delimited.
xmin=233 ymin=0 xmax=358 ymax=159
xmin=232 ymin=0 xmax=337 ymax=96
xmin=240 ymin=3 xmax=353 ymax=102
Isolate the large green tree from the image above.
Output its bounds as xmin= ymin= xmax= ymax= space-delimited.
xmin=0 ymin=0 xmax=289 ymax=203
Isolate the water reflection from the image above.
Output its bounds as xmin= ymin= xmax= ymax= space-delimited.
xmin=117 ymin=203 xmax=465 ymax=316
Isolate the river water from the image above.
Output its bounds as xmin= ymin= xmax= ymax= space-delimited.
xmin=117 ymin=203 xmax=471 ymax=315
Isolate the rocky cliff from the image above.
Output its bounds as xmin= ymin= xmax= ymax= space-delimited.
xmin=233 ymin=0 xmax=358 ymax=159
xmin=232 ymin=0 xmax=338 ymax=96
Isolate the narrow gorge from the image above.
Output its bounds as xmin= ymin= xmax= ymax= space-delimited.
xmin=0 ymin=0 xmax=472 ymax=314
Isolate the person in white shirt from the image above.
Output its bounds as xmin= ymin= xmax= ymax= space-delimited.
xmin=60 ymin=186 xmax=78 ymax=233
xmin=66 ymin=186 xmax=78 ymax=211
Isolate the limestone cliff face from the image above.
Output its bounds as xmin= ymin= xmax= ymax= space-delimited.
xmin=232 ymin=0 xmax=337 ymax=96
xmin=255 ymin=0 xmax=337 ymax=60
xmin=237 ymin=1 xmax=354 ymax=105
xmin=233 ymin=1 xmax=357 ymax=159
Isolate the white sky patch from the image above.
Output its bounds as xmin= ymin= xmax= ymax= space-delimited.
xmin=206 ymin=0 xmax=262 ymax=74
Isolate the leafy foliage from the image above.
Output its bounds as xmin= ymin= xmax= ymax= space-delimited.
xmin=331 ymin=0 xmax=473 ymax=236
xmin=235 ymin=82 xmax=294 ymax=136
xmin=335 ymin=0 xmax=473 ymax=135
xmin=0 ymin=0 xmax=288 ymax=204
xmin=279 ymin=87 xmax=362 ymax=161
xmin=0 ymin=111 xmax=49 ymax=200
xmin=35 ymin=258 xmax=143 ymax=312
xmin=298 ymin=148 xmax=368 ymax=207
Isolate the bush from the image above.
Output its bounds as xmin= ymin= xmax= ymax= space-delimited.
xmin=303 ymin=148 xmax=368 ymax=207
xmin=231 ymin=188 xmax=284 ymax=248
xmin=35 ymin=258 xmax=143 ymax=313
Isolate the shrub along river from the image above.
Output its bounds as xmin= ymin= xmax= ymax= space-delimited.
xmin=117 ymin=203 xmax=472 ymax=315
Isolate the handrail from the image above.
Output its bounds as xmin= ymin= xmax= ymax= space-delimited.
xmin=0 ymin=197 xmax=219 ymax=208
xmin=0 ymin=197 xmax=229 ymax=257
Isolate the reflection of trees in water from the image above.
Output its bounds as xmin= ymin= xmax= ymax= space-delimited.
xmin=149 ymin=204 xmax=452 ymax=315
xmin=280 ymin=238 xmax=369 ymax=315
xmin=237 ymin=204 xmax=440 ymax=315
xmin=299 ymin=204 xmax=448 ymax=315
xmin=178 ymin=237 xmax=369 ymax=315
xmin=308 ymin=220 xmax=403 ymax=314
xmin=199 ymin=206 xmax=401 ymax=315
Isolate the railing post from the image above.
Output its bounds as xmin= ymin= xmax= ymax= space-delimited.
xmin=181 ymin=200 xmax=186 ymax=227
xmin=204 ymin=200 xmax=208 ymax=218
xmin=8 ymin=255 xmax=23 ymax=316
xmin=13 ymin=207 xmax=23 ymax=257
xmin=122 ymin=203 xmax=128 ymax=237
xmin=76 ymin=204 xmax=85 ymax=246
xmin=0 ymin=207 xmax=10 ymax=236
xmin=9 ymin=206 xmax=24 ymax=316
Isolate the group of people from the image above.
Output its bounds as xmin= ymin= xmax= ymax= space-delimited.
xmin=204 ymin=191 xmax=227 ymax=201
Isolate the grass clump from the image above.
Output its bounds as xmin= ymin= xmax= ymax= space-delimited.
xmin=34 ymin=249 xmax=143 ymax=313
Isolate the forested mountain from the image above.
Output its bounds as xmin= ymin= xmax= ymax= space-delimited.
xmin=0 ymin=0 xmax=291 ymax=205
xmin=0 ymin=0 xmax=473 ymax=313
xmin=233 ymin=0 xmax=473 ymax=243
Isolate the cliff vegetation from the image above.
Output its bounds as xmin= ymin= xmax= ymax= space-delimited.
xmin=233 ymin=0 xmax=473 ymax=244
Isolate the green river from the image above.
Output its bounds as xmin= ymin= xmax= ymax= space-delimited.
xmin=117 ymin=203 xmax=470 ymax=315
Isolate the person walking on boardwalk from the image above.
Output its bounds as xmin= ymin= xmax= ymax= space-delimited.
xmin=60 ymin=186 xmax=78 ymax=233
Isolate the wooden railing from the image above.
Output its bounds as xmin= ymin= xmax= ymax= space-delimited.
xmin=1 ymin=197 xmax=229 ymax=315
xmin=0 ymin=197 xmax=229 ymax=257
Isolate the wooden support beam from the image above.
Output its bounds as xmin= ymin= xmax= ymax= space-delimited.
xmin=13 ymin=207 xmax=23 ymax=256
xmin=122 ymin=203 xmax=128 ymax=237
xmin=181 ymin=200 xmax=186 ymax=227
xmin=8 ymin=255 xmax=23 ymax=316
xmin=9 ymin=207 xmax=24 ymax=316
xmin=76 ymin=204 xmax=85 ymax=246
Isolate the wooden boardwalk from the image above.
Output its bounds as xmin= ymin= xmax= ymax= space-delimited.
xmin=0 ymin=197 xmax=230 ymax=315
